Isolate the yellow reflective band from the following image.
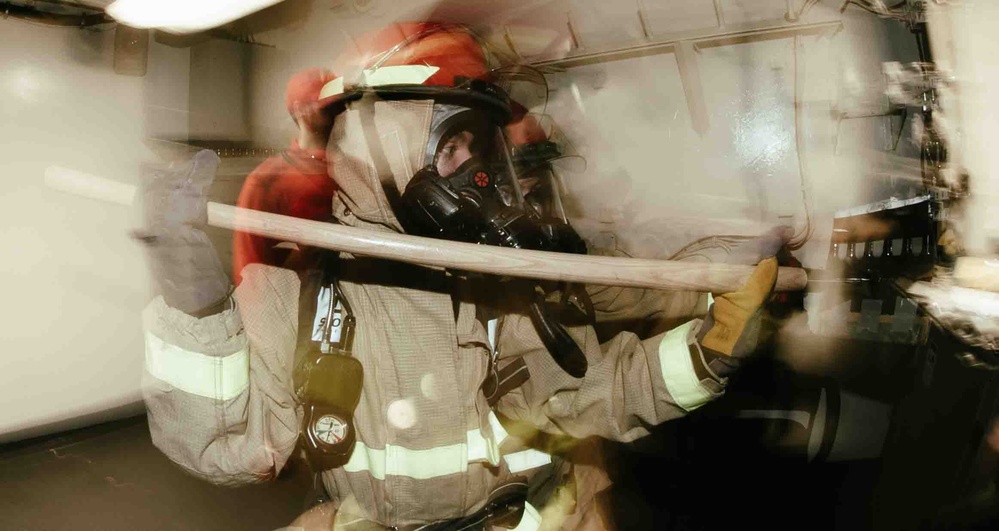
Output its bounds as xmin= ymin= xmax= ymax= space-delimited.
xmin=487 ymin=410 xmax=508 ymax=463
xmin=658 ymin=321 xmax=714 ymax=412
xmin=511 ymin=502 xmax=542 ymax=531
xmin=467 ymin=411 xmax=508 ymax=466
xmin=319 ymin=77 xmax=344 ymax=99
xmin=319 ymin=65 xmax=441 ymax=99
xmin=364 ymin=65 xmax=439 ymax=87
xmin=503 ymin=449 xmax=552 ymax=474
xmin=487 ymin=318 xmax=498 ymax=353
xmin=466 ymin=429 xmax=491 ymax=465
xmin=346 ymin=412 xmax=510 ymax=479
xmin=144 ymin=332 xmax=249 ymax=401
xmin=344 ymin=441 xmax=466 ymax=480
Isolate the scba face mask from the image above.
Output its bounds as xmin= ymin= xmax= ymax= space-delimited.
xmin=399 ymin=95 xmax=583 ymax=256
xmin=401 ymin=110 xmax=548 ymax=250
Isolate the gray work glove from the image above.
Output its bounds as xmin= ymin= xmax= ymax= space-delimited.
xmin=134 ymin=150 xmax=231 ymax=316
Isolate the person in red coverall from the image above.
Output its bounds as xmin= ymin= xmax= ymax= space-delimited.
xmin=231 ymin=68 xmax=339 ymax=285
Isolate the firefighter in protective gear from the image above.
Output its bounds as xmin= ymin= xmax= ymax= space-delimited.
xmin=232 ymin=68 xmax=339 ymax=285
xmin=136 ymin=22 xmax=781 ymax=531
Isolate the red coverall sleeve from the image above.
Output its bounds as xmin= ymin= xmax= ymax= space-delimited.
xmin=232 ymin=154 xmax=335 ymax=284
xmin=233 ymin=158 xmax=287 ymax=284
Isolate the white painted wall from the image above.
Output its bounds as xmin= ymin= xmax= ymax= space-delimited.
xmin=0 ymin=20 xmax=190 ymax=441
xmin=243 ymin=0 xmax=922 ymax=268
xmin=545 ymin=7 xmax=923 ymax=267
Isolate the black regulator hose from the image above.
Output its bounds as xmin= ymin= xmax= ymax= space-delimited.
xmin=527 ymin=293 xmax=588 ymax=378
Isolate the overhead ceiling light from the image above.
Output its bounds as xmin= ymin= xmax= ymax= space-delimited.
xmin=106 ymin=0 xmax=283 ymax=34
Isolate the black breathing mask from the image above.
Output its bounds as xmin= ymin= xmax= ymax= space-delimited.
xmin=399 ymin=103 xmax=583 ymax=255
xmin=401 ymin=158 xmax=550 ymax=251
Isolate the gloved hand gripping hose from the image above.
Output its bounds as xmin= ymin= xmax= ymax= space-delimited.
xmin=696 ymin=257 xmax=779 ymax=379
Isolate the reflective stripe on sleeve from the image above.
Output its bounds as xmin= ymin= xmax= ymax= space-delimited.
xmin=503 ymin=449 xmax=552 ymax=474
xmin=511 ymin=502 xmax=542 ymax=531
xmin=144 ymin=332 xmax=249 ymax=401
xmin=658 ymin=321 xmax=714 ymax=412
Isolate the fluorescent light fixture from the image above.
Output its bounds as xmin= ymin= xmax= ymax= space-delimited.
xmin=106 ymin=0 xmax=283 ymax=34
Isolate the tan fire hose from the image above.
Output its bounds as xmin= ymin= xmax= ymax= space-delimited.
xmin=44 ymin=165 xmax=808 ymax=293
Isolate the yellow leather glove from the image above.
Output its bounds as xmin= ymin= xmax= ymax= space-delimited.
xmin=696 ymin=258 xmax=779 ymax=378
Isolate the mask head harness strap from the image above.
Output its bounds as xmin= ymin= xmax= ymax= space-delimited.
xmin=325 ymin=77 xmax=513 ymax=128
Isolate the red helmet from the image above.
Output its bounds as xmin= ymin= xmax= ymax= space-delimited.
xmin=318 ymin=23 xmax=491 ymax=103
xmin=318 ymin=22 xmax=558 ymax=158
xmin=285 ymin=67 xmax=336 ymax=117
xmin=320 ymin=22 xmax=570 ymax=182
xmin=341 ymin=22 xmax=488 ymax=86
